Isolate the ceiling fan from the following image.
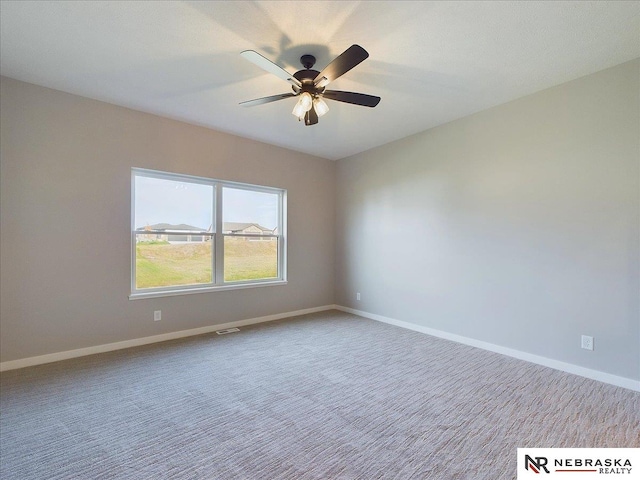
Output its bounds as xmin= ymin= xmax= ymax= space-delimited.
xmin=239 ymin=45 xmax=381 ymax=126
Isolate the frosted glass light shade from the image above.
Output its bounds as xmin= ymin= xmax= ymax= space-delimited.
xmin=291 ymin=92 xmax=313 ymax=118
xmin=314 ymin=97 xmax=329 ymax=117
xmin=299 ymin=92 xmax=312 ymax=110
xmin=292 ymin=101 xmax=306 ymax=118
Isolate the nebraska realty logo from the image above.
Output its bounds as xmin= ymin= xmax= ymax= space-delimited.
xmin=517 ymin=448 xmax=639 ymax=478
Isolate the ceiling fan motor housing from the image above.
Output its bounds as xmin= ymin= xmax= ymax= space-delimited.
xmin=292 ymin=55 xmax=324 ymax=95
xmin=293 ymin=69 xmax=322 ymax=94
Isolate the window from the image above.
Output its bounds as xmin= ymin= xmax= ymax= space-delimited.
xmin=131 ymin=168 xmax=286 ymax=298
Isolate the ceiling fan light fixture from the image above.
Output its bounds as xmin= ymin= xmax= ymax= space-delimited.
xmin=314 ymin=97 xmax=329 ymax=117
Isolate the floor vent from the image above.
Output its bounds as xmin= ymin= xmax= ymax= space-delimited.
xmin=216 ymin=328 xmax=240 ymax=335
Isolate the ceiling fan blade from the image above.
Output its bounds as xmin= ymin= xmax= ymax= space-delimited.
xmin=305 ymin=107 xmax=319 ymax=126
xmin=240 ymin=50 xmax=302 ymax=88
xmin=313 ymin=45 xmax=369 ymax=87
xmin=323 ymin=90 xmax=381 ymax=107
xmin=240 ymin=93 xmax=297 ymax=107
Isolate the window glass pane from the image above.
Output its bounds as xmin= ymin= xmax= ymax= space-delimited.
xmin=135 ymin=176 xmax=213 ymax=233
xmin=134 ymin=175 xmax=213 ymax=289
xmin=222 ymin=187 xmax=279 ymax=282
xmin=224 ymin=236 xmax=278 ymax=282
xmin=135 ymin=233 xmax=212 ymax=289
xmin=222 ymin=187 xmax=278 ymax=236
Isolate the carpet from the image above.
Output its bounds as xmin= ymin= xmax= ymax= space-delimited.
xmin=1 ymin=310 xmax=638 ymax=479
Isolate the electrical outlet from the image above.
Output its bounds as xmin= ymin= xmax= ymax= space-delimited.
xmin=154 ymin=310 xmax=161 ymax=321
xmin=356 ymin=292 xmax=361 ymax=301
xmin=581 ymin=335 xmax=593 ymax=351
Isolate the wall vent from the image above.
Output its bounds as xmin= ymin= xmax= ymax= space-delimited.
xmin=216 ymin=328 xmax=240 ymax=335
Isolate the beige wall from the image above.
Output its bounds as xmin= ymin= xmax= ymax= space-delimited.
xmin=336 ymin=59 xmax=640 ymax=381
xmin=0 ymin=77 xmax=336 ymax=362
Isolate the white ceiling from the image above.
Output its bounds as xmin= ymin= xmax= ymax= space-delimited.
xmin=1 ymin=1 xmax=639 ymax=160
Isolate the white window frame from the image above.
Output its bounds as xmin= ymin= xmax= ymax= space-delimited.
xmin=130 ymin=168 xmax=287 ymax=299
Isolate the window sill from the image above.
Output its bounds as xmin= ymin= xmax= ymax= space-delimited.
xmin=129 ymin=280 xmax=287 ymax=300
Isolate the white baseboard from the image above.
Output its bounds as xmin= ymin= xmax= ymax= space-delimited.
xmin=0 ymin=305 xmax=335 ymax=372
xmin=5 ymin=304 xmax=638 ymax=393
xmin=335 ymin=305 xmax=640 ymax=393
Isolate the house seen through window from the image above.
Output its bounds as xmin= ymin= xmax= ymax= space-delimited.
xmin=131 ymin=168 xmax=286 ymax=297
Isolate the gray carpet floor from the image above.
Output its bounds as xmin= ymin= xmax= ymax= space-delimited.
xmin=1 ymin=310 xmax=638 ymax=479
